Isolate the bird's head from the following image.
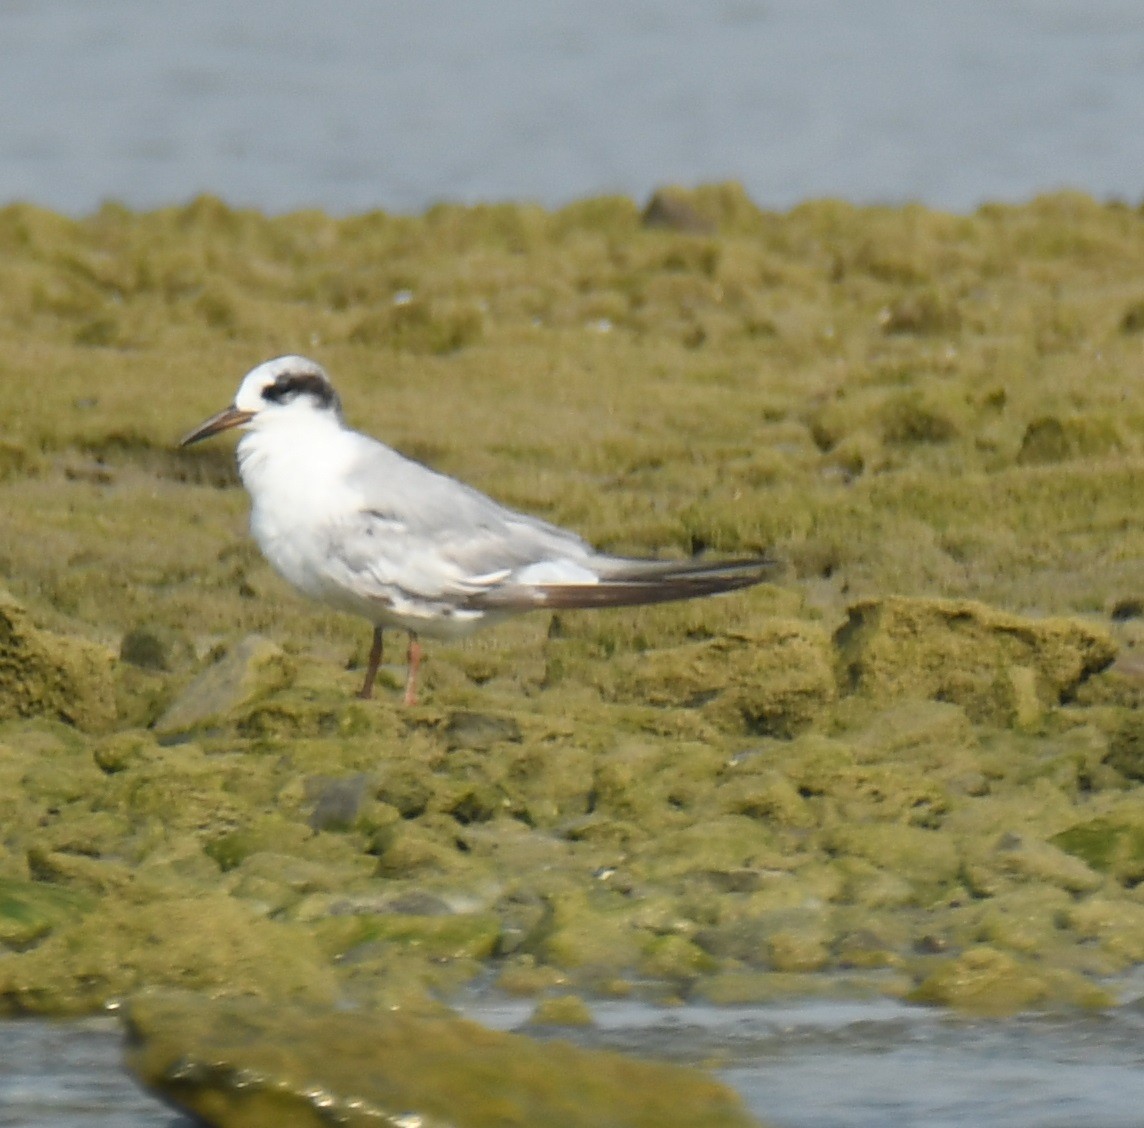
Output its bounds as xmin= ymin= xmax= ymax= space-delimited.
xmin=180 ymin=355 xmax=343 ymax=446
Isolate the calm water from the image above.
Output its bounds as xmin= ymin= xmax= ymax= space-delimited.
xmin=1 ymin=1 xmax=1143 ymax=215
xmin=5 ymin=997 xmax=1144 ymax=1128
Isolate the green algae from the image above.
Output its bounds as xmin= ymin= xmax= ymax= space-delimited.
xmin=1052 ymin=815 xmax=1144 ymax=884
xmin=0 ymin=188 xmax=1143 ymax=1035
xmin=0 ymin=877 xmax=93 ymax=950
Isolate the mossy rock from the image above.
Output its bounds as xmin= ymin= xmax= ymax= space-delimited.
xmin=527 ymin=993 xmax=596 ymax=1027
xmin=605 ymin=620 xmax=836 ymax=736
xmin=306 ymin=910 xmax=502 ymax=962
xmin=124 ymin=991 xmax=762 ymax=1128
xmin=153 ymin=635 xmax=295 ymax=735
xmin=834 ymin=596 xmax=1115 ymax=723
xmin=1103 ymin=710 xmax=1144 ymax=780
xmin=1061 ymin=898 xmax=1144 ymax=964
xmin=0 ymin=895 xmax=336 ymax=1015
xmin=0 ymin=591 xmax=116 ymax=732
xmin=909 ymin=945 xmax=1110 ymax=1014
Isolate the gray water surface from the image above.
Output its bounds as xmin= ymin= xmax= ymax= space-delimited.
xmin=2 ymin=1 xmax=1144 ymax=215
xmin=0 ymin=1016 xmax=189 ymax=1128
xmin=5 ymin=998 xmax=1144 ymax=1128
xmin=468 ymin=996 xmax=1144 ymax=1128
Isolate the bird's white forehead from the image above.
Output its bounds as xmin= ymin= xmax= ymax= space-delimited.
xmin=233 ymin=355 xmax=331 ymax=411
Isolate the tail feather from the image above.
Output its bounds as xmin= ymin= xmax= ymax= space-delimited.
xmin=467 ymin=555 xmax=778 ymax=612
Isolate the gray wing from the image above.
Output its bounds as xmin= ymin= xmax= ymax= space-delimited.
xmin=326 ymin=433 xmax=597 ymax=607
xmin=323 ymin=431 xmax=777 ymax=618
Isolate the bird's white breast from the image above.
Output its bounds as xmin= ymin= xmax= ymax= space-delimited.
xmin=237 ymin=417 xmax=365 ymax=609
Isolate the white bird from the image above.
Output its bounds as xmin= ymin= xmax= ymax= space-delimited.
xmin=180 ymin=356 xmax=777 ymax=705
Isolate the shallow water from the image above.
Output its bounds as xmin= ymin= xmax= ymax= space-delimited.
xmin=6 ymin=996 xmax=1144 ymax=1128
xmin=2 ymin=1 xmax=1143 ymax=214
xmin=0 ymin=1016 xmax=189 ymax=1128
xmin=470 ymin=997 xmax=1144 ymax=1128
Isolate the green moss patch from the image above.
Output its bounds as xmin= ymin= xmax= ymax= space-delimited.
xmin=0 ymin=191 xmax=1143 ymax=1022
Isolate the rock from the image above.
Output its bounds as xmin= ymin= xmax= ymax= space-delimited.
xmin=0 ymin=896 xmax=335 ymax=1015
xmin=641 ymin=189 xmax=717 ymax=234
xmin=305 ymin=773 xmax=370 ymax=831
xmin=909 ymin=945 xmax=1109 ymax=1014
xmin=527 ymin=993 xmax=595 ymax=1027
xmin=302 ymin=910 xmax=503 ymax=963
xmin=119 ymin=625 xmax=194 ymax=672
xmin=834 ymin=597 xmax=1115 ymax=724
xmin=1104 ymin=711 xmax=1144 ymax=779
xmin=153 ymin=635 xmax=294 ymax=735
xmin=610 ymin=620 xmax=836 ymax=736
xmin=0 ymin=590 xmax=116 ymax=731
xmin=1061 ymin=898 xmax=1144 ymax=964
xmin=990 ymin=833 xmax=1104 ymax=893
xmin=123 ymin=992 xmax=762 ymax=1128
xmin=444 ymin=709 xmax=523 ymax=751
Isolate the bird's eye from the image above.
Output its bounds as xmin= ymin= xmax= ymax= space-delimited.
xmin=262 ymin=378 xmax=293 ymax=404
xmin=260 ymin=372 xmax=338 ymax=411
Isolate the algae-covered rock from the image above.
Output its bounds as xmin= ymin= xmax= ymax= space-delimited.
xmin=909 ymin=945 xmax=1110 ymax=1014
xmin=607 ymin=621 xmax=836 ymax=736
xmin=153 ymin=635 xmax=294 ymax=735
xmin=834 ymin=597 xmax=1115 ymax=723
xmin=304 ymin=909 xmax=502 ymax=963
xmin=0 ymin=590 xmax=116 ymax=731
xmin=1061 ymin=898 xmax=1144 ymax=965
xmin=124 ymin=991 xmax=763 ymax=1128
xmin=528 ymin=993 xmax=596 ymax=1027
xmin=0 ymin=895 xmax=335 ymax=1015
xmin=986 ymin=832 xmax=1104 ymax=894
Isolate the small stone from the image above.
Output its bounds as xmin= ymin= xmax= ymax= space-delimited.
xmin=642 ymin=189 xmax=717 ymax=234
xmin=528 ymin=993 xmax=595 ymax=1027
xmin=306 ymin=774 xmax=370 ymax=831
xmin=153 ymin=635 xmax=294 ymax=735
xmin=444 ymin=710 xmax=522 ymax=751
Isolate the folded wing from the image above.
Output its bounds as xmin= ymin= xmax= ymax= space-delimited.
xmin=327 ymin=431 xmax=777 ymax=616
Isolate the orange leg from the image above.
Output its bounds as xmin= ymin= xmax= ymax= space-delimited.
xmin=403 ymin=633 xmax=422 ymax=706
xmin=358 ymin=625 xmax=384 ymax=700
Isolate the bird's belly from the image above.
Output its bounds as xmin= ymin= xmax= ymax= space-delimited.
xmin=250 ymin=509 xmax=358 ymax=610
xmin=249 ymin=507 xmax=501 ymax=638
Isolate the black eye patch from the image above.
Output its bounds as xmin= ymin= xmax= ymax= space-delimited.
xmin=262 ymin=373 xmax=338 ymax=410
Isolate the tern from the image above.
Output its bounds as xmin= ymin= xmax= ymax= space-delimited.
xmin=180 ymin=356 xmax=777 ymax=705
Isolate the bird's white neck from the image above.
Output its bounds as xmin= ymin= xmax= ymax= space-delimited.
xmin=237 ymin=409 xmax=359 ymax=511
